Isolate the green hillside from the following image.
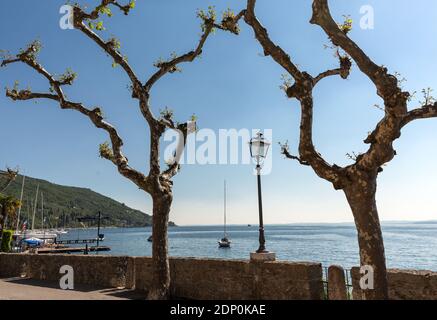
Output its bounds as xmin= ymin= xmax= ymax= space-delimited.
xmin=0 ymin=172 xmax=175 ymax=228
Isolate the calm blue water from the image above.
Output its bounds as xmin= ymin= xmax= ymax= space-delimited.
xmin=58 ymin=222 xmax=437 ymax=271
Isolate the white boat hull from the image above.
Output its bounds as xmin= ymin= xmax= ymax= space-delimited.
xmin=14 ymin=231 xmax=58 ymax=240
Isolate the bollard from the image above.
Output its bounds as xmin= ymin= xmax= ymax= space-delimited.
xmin=328 ymin=265 xmax=348 ymax=300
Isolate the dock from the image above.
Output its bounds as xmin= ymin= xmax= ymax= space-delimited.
xmin=36 ymin=246 xmax=111 ymax=254
xmin=54 ymin=238 xmax=102 ymax=245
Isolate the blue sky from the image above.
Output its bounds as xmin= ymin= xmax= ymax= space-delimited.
xmin=1 ymin=0 xmax=436 ymax=225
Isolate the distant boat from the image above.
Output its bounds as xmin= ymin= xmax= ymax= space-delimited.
xmin=248 ymin=224 xmax=251 ymax=227
xmin=16 ymin=230 xmax=57 ymax=240
xmin=218 ymin=237 xmax=231 ymax=248
xmin=49 ymin=229 xmax=68 ymax=235
xmin=147 ymin=235 xmax=152 ymax=242
xmin=22 ymin=237 xmax=44 ymax=247
xmin=218 ymin=180 xmax=231 ymax=248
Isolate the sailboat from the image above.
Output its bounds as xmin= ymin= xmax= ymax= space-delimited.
xmin=15 ymin=175 xmax=26 ymax=233
xmin=218 ymin=180 xmax=231 ymax=248
xmin=15 ymin=186 xmax=57 ymax=243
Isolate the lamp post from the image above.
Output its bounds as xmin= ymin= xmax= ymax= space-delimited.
xmin=249 ymin=132 xmax=274 ymax=259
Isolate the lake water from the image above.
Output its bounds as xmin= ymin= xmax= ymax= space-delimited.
xmin=59 ymin=222 xmax=437 ymax=271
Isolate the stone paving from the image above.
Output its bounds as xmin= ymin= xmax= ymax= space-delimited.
xmin=0 ymin=277 xmax=146 ymax=300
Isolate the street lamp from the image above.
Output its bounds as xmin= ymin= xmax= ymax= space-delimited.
xmin=249 ymin=132 xmax=273 ymax=258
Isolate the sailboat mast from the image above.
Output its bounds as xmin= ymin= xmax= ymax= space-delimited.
xmin=15 ymin=175 xmax=26 ymax=232
xmin=41 ymin=192 xmax=44 ymax=230
xmin=31 ymin=184 xmax=39 ymax=230
xmin=27 ymin=197 xmax=30 ymax=225
xmin=224 ymin=180 xmax=227 ymax=237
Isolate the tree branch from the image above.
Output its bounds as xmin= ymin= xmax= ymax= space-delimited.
xmin=298 ymin=96 xmax=346 ymax=189
xmin=2 ymin=4 xmax=238 ymax=195
xmin=244 ymin=0 xmax=303 ymax=81
xmin=1 ymin=58 xmax=20 ymax=67
xmin=73 ymin=6 xmax=143 ymax=96
xmin=401 ymin=103 xmax=437 ymax=127
xmin=2 ymin=53 xmax=149 ymax=192
xmin=161 ymin=122 xmax=194 ymax=180
xmin=243 ymin=0 xmax=345 ymax=189
xmin=280 ymin=143 xmax=310 ymax=166
xmin=72 ymin=2 xmax=167 ymax=182
xmin=310 ymin=0 xmax=398 ymax=99
xmin=6 ymin=89 xmax=59 ymax=101
xmin=142 ymin=9 xmax=241 ymax=180
xmin=310 ymin=0 xmax=413 ymax=173
xmin=144 ymin=20 xmax=215 ymax=92
xmin=313 ymin=53 xmax=352 ymax=85
xmin=77 ymin=0 xmax=135 ymax=20
xmin=215 ymin=9 xmax=246 ymax=35
xmin=313 ymin=68 xmax=342 ymax=85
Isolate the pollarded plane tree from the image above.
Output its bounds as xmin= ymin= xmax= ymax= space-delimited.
xmin=229 ymin=0 xmax=437 ymax=299
xmin=0 ymin=1 xmax=240 ymax=299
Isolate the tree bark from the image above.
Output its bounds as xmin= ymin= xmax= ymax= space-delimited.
xmin=343 ymin=172 xmax=388 ymax=300
xmin=147 ymin=191 xmax=173 ymax=300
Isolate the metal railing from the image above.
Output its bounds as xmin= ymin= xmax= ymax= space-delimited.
xmin=322 ymin=266 xmax=353 ymax=300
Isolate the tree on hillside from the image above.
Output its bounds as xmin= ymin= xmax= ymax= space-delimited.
xmin=0 ymin=194 xmax=21 ymax=231
xmin=1 ymin=1 xmax=239 ymax=299
xmin=0 ymin=169 xmax=21 ymax=235
xmin=229 ymin=0 xmax=437 ymax=299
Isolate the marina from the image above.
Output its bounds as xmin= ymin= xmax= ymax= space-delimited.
xmin=7 ymin=175 xmax=110 ymax=254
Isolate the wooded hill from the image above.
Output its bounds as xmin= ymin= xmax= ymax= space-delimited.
xmin=0 ymin=172 xmax=175 ymax=228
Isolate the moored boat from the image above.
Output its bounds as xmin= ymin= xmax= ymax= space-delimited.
xmin=218 ymin=180 xmax=231 ymax=248
xmin=218 ymin=236 xmax=231 ymax=248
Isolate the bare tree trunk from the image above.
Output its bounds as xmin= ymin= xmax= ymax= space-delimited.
xmin=147 ymin=191 xmax=172 ymax=300
xmin=344 ymin=173 xmax=388 ymax=300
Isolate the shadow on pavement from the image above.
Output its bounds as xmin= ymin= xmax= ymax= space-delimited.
xmin=1 ymin=277 xmax=147 ymax=299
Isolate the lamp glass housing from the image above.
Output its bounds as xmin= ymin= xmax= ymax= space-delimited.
xmin=249 ymin=133 xmax=271 ymax=162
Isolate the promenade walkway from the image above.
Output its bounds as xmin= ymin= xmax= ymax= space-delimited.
xmin=0 ymin=277 xmax=145 ymax=300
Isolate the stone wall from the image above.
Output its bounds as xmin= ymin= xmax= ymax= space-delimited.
xmin=0 ymin=253 xmax=134 ymax=288
xmin=351 ymin=267 xmax=437 ymax=300
xmin=3 ymin=254 xmax=437 ymax=299
xmin=166 ymin=258 xmax=323 ymax=300
xmin=0 ymin=253 xmax=323 ymax=300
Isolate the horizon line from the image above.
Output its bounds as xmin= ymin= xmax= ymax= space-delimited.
xmin=171 ymin=219 xmax=437 ymax=227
